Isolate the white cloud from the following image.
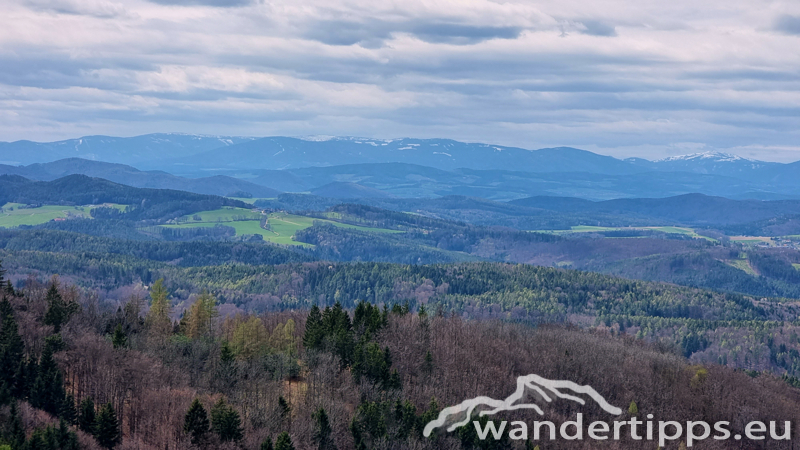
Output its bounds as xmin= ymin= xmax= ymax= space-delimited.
xmin=0 ymin=0 xmax=798 ymax=161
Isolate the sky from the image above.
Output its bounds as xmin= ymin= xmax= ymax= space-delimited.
xmin=1 ymin=0 xmax=799 ymax=161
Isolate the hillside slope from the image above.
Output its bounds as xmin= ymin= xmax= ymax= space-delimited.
xmin=0 ymin=158 xmax=280 ymax=198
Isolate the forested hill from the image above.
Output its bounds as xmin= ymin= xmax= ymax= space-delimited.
xmin=0 ymin=229 xmax=310 ymax=267
xmin=1 ymin=264 xmax=799 ymax=449
xmin=0 ymin=174 xmax=249 ymax=220
xmin=0 ymin=158 xmax=282 ymax=198
xmin=510 ymin=193 xmax=800 ymax=225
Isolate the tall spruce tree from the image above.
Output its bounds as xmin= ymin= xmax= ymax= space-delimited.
xmin=312 ymin=407 xmax=336 ymax=450
xmin=274 ymin=432 xmax=295 ymax=450
xmin=60 ymin=393 xmax=77 ymax=424
xmin=111 ymin=324 xmax=127 ymax=349
xmin=15 ymin=356 xmax=38 ymax=400
xmin=260 ymin=437 xmax=274 ymax=450
xmin=77 ymin=397 xmax=96 ymax=434
xmin=303 ymin=305 xmax=323 ymax=350
xmin=210 ymin=398 xmax=243 ymax=442
xmin=184 ymin=398 xmax=210 ymax=445
xmin=94 ymin=403 xmax=121 ymax=449
xmin=56 ymin=420 xmax=80 ymax=450
xmin=277 ymin=396 xmax=291 ymax=423
xmin=6 ymin=401 xmax=25 ymax=449
xmin=30 ymin=343 xmax=67 ymax=416
xmin=43 ymin=282 xmax=77 ymax=333
xmin=0 ymin=298 xmax=23 ymax=397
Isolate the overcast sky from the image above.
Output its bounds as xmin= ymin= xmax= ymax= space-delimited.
xmin=1 ymin=0 xmax=799 ymax=161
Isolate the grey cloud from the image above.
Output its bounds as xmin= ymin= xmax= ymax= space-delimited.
xmin=686 ymin=68 xmax=800 ymax=82
xmin=301 ymin=20 xmax=524 ymax=46
xmin=774 ymin=14 xmax=800 ymax=35
xmin=146 ymin=0 xmax=253 ymax=6
xmin=24 ymin=0 xmax=126 ymax=18
xmin=2 ymin=0 xmax=800 ymax=163
xmin=408 ymin=24 xmax=523 ymax=44
xmin=301 ymin=21 xmax=393 ymax=46
xmin=0 ymin=50 xmax=155 ymax=91
xmin=577 ymin=20 xmax=617 ymax=37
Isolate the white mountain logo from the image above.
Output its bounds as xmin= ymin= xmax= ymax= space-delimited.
xmin=423 ymin=374 xmax=623 ymax=437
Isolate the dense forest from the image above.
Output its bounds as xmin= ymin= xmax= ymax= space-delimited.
xmin=0 ymin=175 xmax=247 ymax=221
xmin=4 ymin=252 xmax=800 ymax=379
xmin=7 ymin=175 xmax=800 ymax=303
xmin=1 ymin=269 xmax=798 ymax=449
xmin=2 ymin=175 xmax=800 ymax=449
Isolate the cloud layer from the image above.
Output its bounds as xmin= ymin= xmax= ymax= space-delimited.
xmin=1 ymin=0 xmax=799 ymax=161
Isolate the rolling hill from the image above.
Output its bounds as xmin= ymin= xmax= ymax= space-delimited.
xmin=510 ymin=193 xmax=800 ymax=225
xmin=0 ymin=133 xmax=255 ymax=166
xmin=6 ymin=134 xmax=800 ymax=200
xmin=0 ymin=158 xmax=280 ymax=198
xmin=0 ymin=174 xmax=249 ymax=220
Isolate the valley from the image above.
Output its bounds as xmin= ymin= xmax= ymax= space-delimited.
xmin=160 ymin=209 xmax=401 ymax=246
xmin=0 ymin=202 xmax=126 ymax=228
xmin=1 ymin=135 xmax=800 ymax=449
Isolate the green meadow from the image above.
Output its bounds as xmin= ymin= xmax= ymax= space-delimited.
xmin=161 ymin=209 xmax=400 ymax=246
xmin=0 ymin=203 xmax=94 ymax=228
xmin=533 ymin=225 xmax=719 ymax=242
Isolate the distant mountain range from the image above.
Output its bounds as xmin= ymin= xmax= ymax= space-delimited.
xmin=0 ymin=174 xmax=248 ymax=212
xmin=510 ymin=193 xmax=800 ymax=225
xmin=3 ymin=134 xmax=800 ymax=200
xmin=0 ymin=133 xmax=256 ymax=167
xmin=0 ymin=158 xmax=280 ymax=198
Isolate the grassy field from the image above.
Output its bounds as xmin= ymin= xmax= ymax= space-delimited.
xmin=179 ymin=207 xmax=261 ymax=223
xmin=567 ymin=226 xmax=620 ymax=232
xmin=726 ymin=259 xmax=758 ymax=276
xmin=162 ymin=210 xmax=400 ymax=246
xmin=728 ymin=236 xmax=774 ymax=245
xmin=226 ymin=197 xmax=276 ymax=205
xmin=0 ymin=203 xmax=93 ymax=228
xmin=535 ymin=225 xmax=716 ymax=241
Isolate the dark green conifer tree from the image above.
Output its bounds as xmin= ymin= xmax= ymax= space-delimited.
xmin=260 ymin=437 xmax=274 ymax=450
xmin=183 ymin=398 xmax=210 ymax=445
xmin=421 ymin=350 xmax=434 ymax=377
xmin=215 ymin=341 xmax=238 ymax=393
xmin=457 ymin=415 xmax=512 ymax=449
xmin=6 ymin=401 xmax=26 ymax=449
xmin=44 ymin=283 xmax=77 ymax=333
xmin=16 ymin=356 xmax=39 ymax=400
xmin=60 ymin=393 xmax=77 ymax=424
xmin=30 ymin=343 xmax=66 ymax=416
xmin=55 ymin=420 xmax=80 ymax=450
xmin=303 ymin=305 xmax=323 ymax=350
xmin=394 ymin=400 xmax=418 ymax=439
xmin=312 ymin=407 xmax=336 ymax=450
xmin=277 ymin=395 xmax=291 ymax=422
xmin=210 ymin=398 xmax=243 ymax=442
xmin=419 ymin=397 xmax=439 ymax=434
xmin=77 ymin=397 xmax=96 ymax=434
xmin=111 ymin=324 xmax=127 ymax=349
xmin=0 ymin=298 xmax=23 ymax=395
xmin=94 ymin=403 xmax=121 ymax=449
xmin=274 ymin=432 xmax=295 ymax=450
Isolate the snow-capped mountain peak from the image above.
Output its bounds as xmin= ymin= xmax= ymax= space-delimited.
xmin=657 ymin=151 xmax=753 ymax=163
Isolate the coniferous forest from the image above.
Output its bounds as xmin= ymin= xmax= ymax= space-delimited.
xmin=1 ymin=260 xmax=799 ymax=449
xmin=2 ymin=170 xmax=800 ymax=449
